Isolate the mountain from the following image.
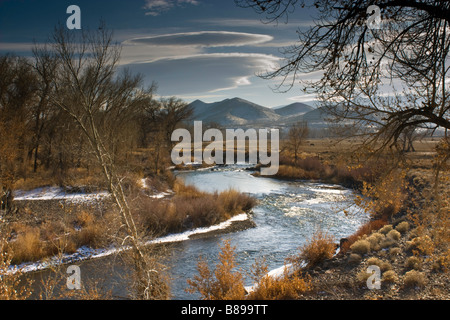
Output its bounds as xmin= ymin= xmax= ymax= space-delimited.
xmin=189 ymin=97 xmax=281 ymax=127
xmin=274 ymin=102 xmax=314 ymax=117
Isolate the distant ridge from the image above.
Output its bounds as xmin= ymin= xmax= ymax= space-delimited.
xmin=187 ymin=97 xmax=336 ymax=128
xmin=274 ymin=102 xmax=314 ymax=117
xmin=189 ymin=97 xmax=280 ymax=127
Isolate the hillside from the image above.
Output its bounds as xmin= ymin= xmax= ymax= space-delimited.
xmin=189 ymin=97 xmax=281 ymax=127
xmin=274 ymin=103 xmax=314 ymax=117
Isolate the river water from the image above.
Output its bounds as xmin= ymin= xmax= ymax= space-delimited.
xmin=26 ymin=165 xmax=368 ymax=300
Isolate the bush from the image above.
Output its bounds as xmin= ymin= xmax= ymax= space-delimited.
xmin=350 ymin=239 xmax=371 ymax=255
xmin=356 ymin=269 xmax=372 ymax=284
xmin=387 ymin=229 xmax=401 ymax=241
xmin=406 ymin=235 xmax=434 ymax=256
xmin=289 ymin=230 xmax=336 ymax=268
xmin=134 ymin=183 xmax=256 ymax=236
xmin=382 ymin=270 xmax=398 ymax=284
xmin=366 ymin=257 xmax=392 ymax=272
xmin=389 ymin=247 xmax=402 ymax=257
xmin=379 ymin=237 xmax=397 ymax=249
xmin=340 ymin=219 xmax=387 ymax=253
xmin=365 ymin=232 xmax=385 ymax=252
xmin=379 ymin=224 xmax=393 ymax=235
xmin=9 ymin=227 xmax=46 ymax=264
xmin=403 ymin=270 xmax=427 ymax=289
xmin=348 ymin=253 xmax=362 ymax=264
xmin=187 ymin=241 xmax=246 ymax=300
xmin=247 ymin=267 xmax=311 ymax=300
xmin=395 ymin=221 xmax=410 ymax=233
xmin=405 ymin=256 xmax=422 ymax=270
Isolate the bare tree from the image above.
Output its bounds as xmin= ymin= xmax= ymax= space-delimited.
xmin=284 ymin=121 xmax=309 ymax=163
xmin=35 ymin=23 xmax=166 ymax=299
xmin=140 ymin=97 xmax=193 ymax=174
xmin=0 ymin=55 xmax=37 ymax=212
xmin=236 ymin=0 xmax=450 ymax=153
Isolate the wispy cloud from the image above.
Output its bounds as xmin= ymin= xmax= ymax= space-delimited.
xmin=143 ymin=0 xmax=199 ymax=16
xmin=192 ymin=18 xmax=316 ymax=29
xmin=124 ymin=31 xmax=273 ymax=48
xmin=123 ymin=53 xmax=281 ymax=96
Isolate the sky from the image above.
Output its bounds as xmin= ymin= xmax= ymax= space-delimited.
xmin=0 ymin=0 xmax=320 ymax=108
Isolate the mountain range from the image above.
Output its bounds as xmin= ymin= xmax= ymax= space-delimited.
xmin=188 ymin=97 xmax=332 ymax=128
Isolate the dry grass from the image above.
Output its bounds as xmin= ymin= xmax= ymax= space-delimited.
xmin=6 ymin=210 xmax=114 ymax=264
xmin=0 ymin=238 xmax=34 ymax=300
xmin=187 ymin=241 xmax=311 ymax=300
xmin=135 ymin=182 xmax=256 ymax=236
xmin=247 ymin=269 xmax=311 ymax=300
xmin=382 ymin=270 xmax=398 ymax=284
xmin=405 ymin=256 xmax=423 ymax=270
xmin=341 ymin=219 xmax=387 ymax=254
xmin=349 ymin=239 xmax=371 ymax=255
xmin=403 ymin=270 xmax=427 ymax=289
xmin=395 ymin=221 xmax=410 ymax=233
xmin=187 ymin=240 xmax=246 ymax=300
xmin=366 ymin=257 xmax=392 ymax=272
xmin=288 ymin=230 xmax=336 ymax=269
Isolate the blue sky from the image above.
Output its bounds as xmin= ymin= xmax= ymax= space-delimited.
xmin=0 ymin=0 xmax=319 ymax=107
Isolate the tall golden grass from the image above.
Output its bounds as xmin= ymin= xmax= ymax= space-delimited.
xmin=134 ymin=181 xmax=256 ymax=236
xmin=187 ymin=240 xmax=311 ymax=300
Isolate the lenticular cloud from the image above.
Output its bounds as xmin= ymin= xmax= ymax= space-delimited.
xmin=125 ymin=31 xmax=273 ymax=48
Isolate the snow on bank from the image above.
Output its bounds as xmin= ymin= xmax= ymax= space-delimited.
xmin=148 ymin=213 xmax=249 ymax=244
xmin=139 ymin=178 xmax=173 ymax=199
xmin=7 ymin=213 xmax=250 ymax=275
xmin=244 ymin=263 xmax=296 ymax=294
xmin=13 ymin=187 xmax=110 ymax=203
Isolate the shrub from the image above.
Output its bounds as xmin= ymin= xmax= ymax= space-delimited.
xmin=356 ymin=269 xmax=372 ymax=284
xmin=382 ymin=270 xmax=398 ymax=284
xmin=365 ymin=232 xmax=385 ymax=252
xmin=72 ymin=212 xmax=104 ymax=249
xmin=275 ymin=165 xmax=318 ymax=180
xmin=403 ymin=270 xmax=427 ymax=289
xmin=406 ymin=235 xmax=434 ymax=255
xmin=389 ymin=247 xmax=402 ymax=257
xmin=379 ymin=224 xmax=393 ymax=235
xmin=340 ymin=219 xmax=387 ymax=253
xmin=348 ymin=253 xmax=362 ymax=264
xmin=75 ymin=211 xmax=95 ymax=227
xmin=387 ymin=229 xmax=401 ymax=241
xmin=74 ymin=223 xmax=103 ymax=248
xmin=379 ymin=237 xmax=396 ymax=249
xmin=350 ymin=239 xmax=371 ymax=255
xmin=187 ymin=241 xmax=246 ymax=300
xmin=134 ymin=184 xmax=256 ymax=236
xmin=247 ymin=265 xmax=311 ymax=300
xmin=366 ymin=257 xmax=392 ymax=272
xmin=9 ymin=227 xmax=46 ymax=264
xmin=289 ymin=230 xmax=336 ymax=268
xmin=0 ymin=238 xmax=33 ymax=300
xmin=405 ymin=256 xmax=422 ymax=270
xmin=395 ymin=221 xmax=410 ymax=233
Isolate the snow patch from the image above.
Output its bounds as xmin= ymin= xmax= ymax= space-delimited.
xmin=6 ymin=213 xmax=250 ymax=275
xmin=13 ymin=187 xmax=110 ymax=203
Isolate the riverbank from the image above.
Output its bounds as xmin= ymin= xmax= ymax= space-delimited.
xmin=239 ymin=138 xmax=449 ymax=300
xmin=2 ymin=178 xmax=257 ymax=273
xmin=6 ymin=211 xmax=255 ymax=274
xmin=251 ymin=169 xmax=450 ymax=300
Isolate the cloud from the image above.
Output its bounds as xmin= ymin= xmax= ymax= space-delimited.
xmin=123 ymin=53 xmax=280 ymax=96
xmin=124 ymin=31 xmax=273 ymax=48
xmin=287 ymin=94 xmax=318 ymax=103
xmin=143 ymin=0 xmax=199 ymax=16
xmin=0 ymin=42 xmax=35 ymax=53
xmin=192 ymin=18 xmax=317 ymax=29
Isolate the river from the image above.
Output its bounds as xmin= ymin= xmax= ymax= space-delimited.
xmin=26 ymin=165 xmax=368 ymax=300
